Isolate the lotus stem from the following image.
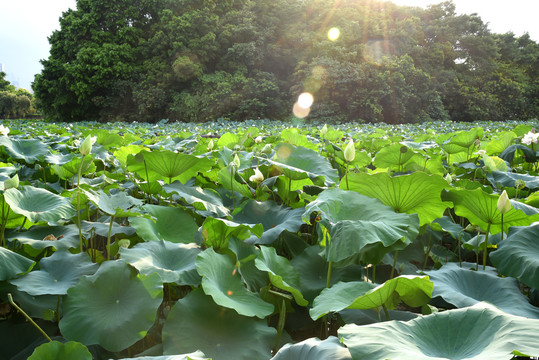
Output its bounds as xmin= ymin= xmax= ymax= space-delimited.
xmin=500 ymin=214 xmax=504 ymax=241
xmin=107 ymin=215 xmax=115 ymax=261
xmin=382 ymin=304 xmax=390 ymax=321
xmin=345 ymin=162 xmax=350 ymax=190
xmin=143 ymin=159 xmax=152 ymax=204
xmin=8 ymin=293 xmax=52 ymax=342
xmin=390 ymin=251 xmax=399 ymax=279
xmin=482 ymin=223 xmax=491 ymax=270
xmin=77 ymin=154 xmax=85 ymax=252
xmin=272 ymin=298 xmax=287 ymax=354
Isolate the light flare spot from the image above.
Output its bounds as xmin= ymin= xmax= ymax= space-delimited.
xmin=276 ymin=144 xmax=292 ymax=160
xmin=328 ymin=27 xmax=340 ymax=41
xmin=297 ymin=92 xmax=314 ymax=109
xmin=227 ymin=290 xmax=233 ymax=296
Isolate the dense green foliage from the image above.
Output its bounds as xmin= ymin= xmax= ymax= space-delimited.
xmin=0 ymin=118 xmax=539 ymax=359
xmin=0 ymin=72 xmax=34 ymax=119
xmin=33 ymin=0 xmax=539 ymax=124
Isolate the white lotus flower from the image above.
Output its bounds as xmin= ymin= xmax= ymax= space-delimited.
xmin=249 ymin=167 xmax=264 ymax=183
xmin=521 ymin=131 xmax=539 ymax=146
xmin=344 ymin=138 xmax=355 ymax=162
xmin=474 ymin=149 xmax=487 ymax=156
xmin=0 ymin=124 xmax=10 ymax=136
xmin=254 ymin=136 xmax=263 ymax=144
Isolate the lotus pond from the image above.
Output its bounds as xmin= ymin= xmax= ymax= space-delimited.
xmin=0 ymin=118 xmax=538 ymax=360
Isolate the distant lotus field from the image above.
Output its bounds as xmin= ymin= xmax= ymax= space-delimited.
xmin=0 ymin=118 xmax=538 ymax=360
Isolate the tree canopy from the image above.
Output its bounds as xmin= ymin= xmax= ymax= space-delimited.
xmin=33 ymin=0 xmax=539 ymax=123
xmin=0 ymin=72 xmax=35 ymax=119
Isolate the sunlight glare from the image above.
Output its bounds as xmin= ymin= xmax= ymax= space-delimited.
xmin=328 ymin=27 xmax=340 ymax=41
xmin=297 ymin=92 xmax=314 ymax=109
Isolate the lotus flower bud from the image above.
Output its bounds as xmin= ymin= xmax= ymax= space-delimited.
xmin=254 ymin=136 xmax=263 ymax=144
xmin=261 ymin=144 xmax=272 ymax=154
xmin=320 ymin=124 xmax=328 ymax=138
xmin=497 ymin=190 xmax=511 ymax=215
xmin=249 ymin=167 xmax=264 ymax=183
xmin=118 ymin=239 xmax=131 ymax=249
xmin=80 ymin=135 xmax=95 ymax=156
xmin=344 ymin=138 xmax=355 ymax=162
xmin=4 ymin=174 xmax=19 ymax=190
xmin=207 ymin=139 xmax=214 ymax=151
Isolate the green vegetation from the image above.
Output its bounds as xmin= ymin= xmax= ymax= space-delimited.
xmin=0 ymin=119 xmax=538 ymax=359
xmin=33 ymin=0 xmax=538 ymax=123
xmin=0 ymin=72 xmax=34 ymax=119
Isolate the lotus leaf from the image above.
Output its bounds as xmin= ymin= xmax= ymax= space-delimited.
xmin=343 ymin=172 xmax=451 ymax=226
xmin=0 ymin=247 xmax=34 ymax=281
xmin=59 ymin=261 xmax=163 ymax=352
xmin=339 ymin=302 xmax=539 ymax=360
xmin=120 ymin=240 xmax=201 ymax=285
xmin=271 ymin=336 xmax=352 ymax=360
xmin=444 ymin=188 xmax=539 ymax=233
xmin=254 ymin=246 xmax=308 ymax=306
xmin=10 ymin=251 xmax=97 ymax=296
xmin=233 ymin=200 xmax=304 ymax=244
xmin=27 ymin=341 xmax=92 ymax=360
xmin=302 ymin=188 xmax=419 ymax=264
xmin=162 ymin=289 xmax=276 ymax=359
xmin=490 ymin=223 xmax=539 ymax=289
xmin=5 ymin=186 xmax=76 ymax=224
xmin=310 ymin=275 xmax=433 ymax=320
xmin=196 ymin=247 xmax=274 ymax=318
xmin=424 ymin=262 xmax=539 ymax=318
xmin=129 ymin=205 xmax=198 ymax=244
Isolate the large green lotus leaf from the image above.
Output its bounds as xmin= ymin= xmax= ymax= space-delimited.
xmin=481 ymin=154 xmax=509 ymax=172
xmin=499 ymin=144 xmax=537 ymax=163
xmin=81 ymin=220 xmax=135 ymax=238
xmin=1 ymin=284 xmax=58 ymax=321
xmin=217 ymin=147 xmax=254 ymax=172
xmin=342 ymin=172 xmax=451 ymax=226
xmin=59 ymin=260 xmax=163 ymax=352
xmin=10 ymin=251 xmax=97 ymax=296
xmin=339 ymin=308 xmax=419 ymax=325
xmin=448 ymin=127 xmax=484 ymax=148
xmin=6 ymin=224 xmax=80 ymax=251
xmin=200 ymin=217 xmax=263 ymax=250
xmin=487 ymin=171 xmax=539 ymax=190
xmin=0 ymin=247 xmax=35 ymax=281
xmin=162 ymin=181 xmax=230 ymax=218
xmin=490 ymin=223 xmax=539 ymax=289
xmin=485 ymin=131 xmax=517 ymax=155
xmin=373 ymin=143 xmax=416 ymax=169
xmin=444 ymin=188 xmax=539 ymax=234
xmin=54 ymin=155 xmax=96 ymax=179
xmin=113 ymin=145 xmax=148 ymax=168
xmin=217 ymin=166 xmax=254 ymax=199
xmin=265 ymin=143 xmax=338 ymax=186
xmin=290 ymin=246 xmax=363 ymax=303
xmin=118 ymin=352 xmax=209 ymax=360
xmin=0 ymin=137 xmax=50 ymax=164
xmin=196 ymin=248 xmax=274 ymax=318
xmin=280 ymin=128 xmax=319 ymax=151
xmin=162 ymin=289 xmax=276 ymax=359
xmin=227 ymin=237 xmax=267 ymax=291
xmin=424 ymin=262 xmax=539 ymax=318
xmin=233 ymin=200 xmax=304 ymax=245
xmin=83 ymin=188 xmax=144 ymax=217
xmin=302 ymin=188 xmax=419 ymax=263
xmin=120 ymin=240 xmax=201 ymax=285
xmin=127 ymin=150 xmax=214 ymax=184
xmin=129 ymin=205 xmax=198 ymax=244
xmin=254 ymin=246 xmax=308 ymax=306
xmin=310 ymin=276 xmax=433 ymax=320
xmin=5 ymin=186 xmax=76 ymax=224
xmin=271 ymin=336 xmax=352 ymax=360
xmin=27 ymin=341 xmax=92 ymax=360
xmin=339 ymin=302 xmax=539 ymax=360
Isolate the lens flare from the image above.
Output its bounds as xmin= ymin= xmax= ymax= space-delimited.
xmin=328 ymin=27 xmax=340 ymax=41
xmin=297 ymin=92 xmax=314 ymax=109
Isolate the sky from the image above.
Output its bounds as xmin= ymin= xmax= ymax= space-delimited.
xmin=0 ymin=0 xmax=538 ymax=91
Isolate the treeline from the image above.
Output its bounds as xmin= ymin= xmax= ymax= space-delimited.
xmin=33 ymin=0 xmax=539 ymax=123
xmin=0 ymin=72 xmax=35 ymax=119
